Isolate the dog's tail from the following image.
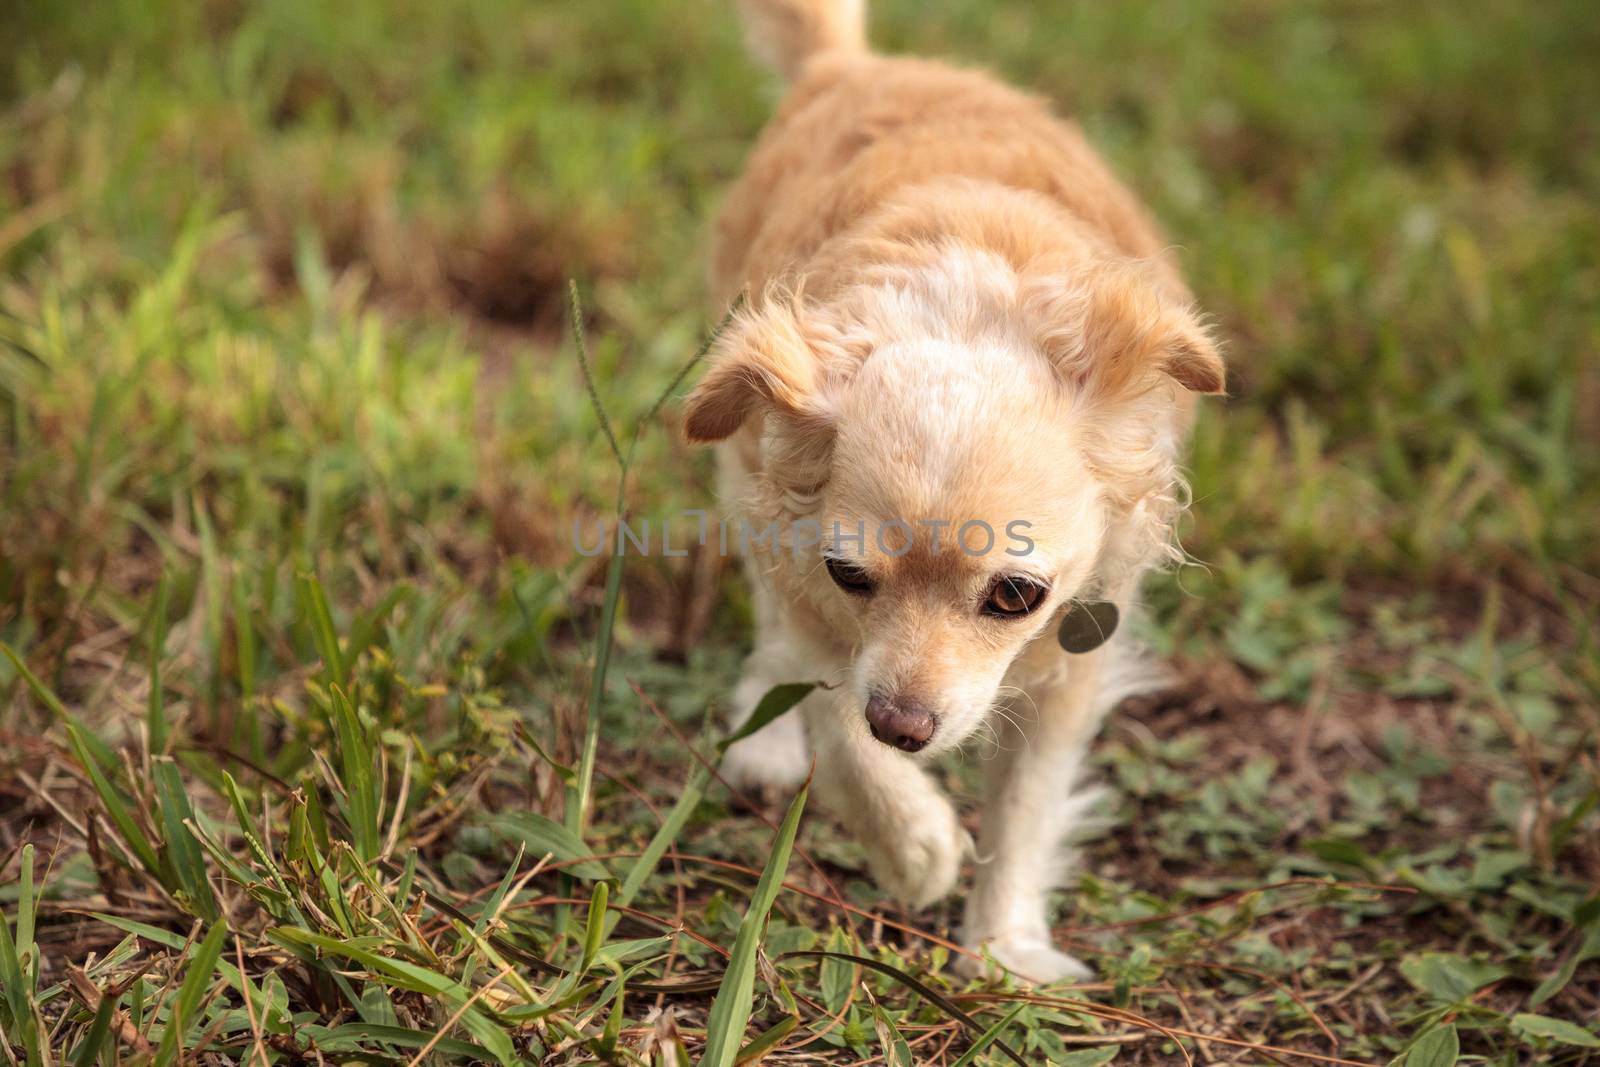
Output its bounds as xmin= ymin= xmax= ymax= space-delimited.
xmin=737 ymin=0 xmax=867 ymax=81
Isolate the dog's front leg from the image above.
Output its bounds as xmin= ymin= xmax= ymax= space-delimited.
xmin=806 ymin=699 xmax=970 ymax=909
xmin=962 ymin=651 xmax=1108 ymax=983
xmin=720 ymin=578 xmax=821 ymax=795
xmin=721 ymin=646 xmax=815 ymax=794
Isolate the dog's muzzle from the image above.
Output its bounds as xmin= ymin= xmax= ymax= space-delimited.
xmin=865 ymin=694 xmax=935 ymax=753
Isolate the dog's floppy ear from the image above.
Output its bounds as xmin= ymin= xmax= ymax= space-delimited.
xmin=1028 ymin=269 xmax=1225 ymax=399
xmin=683 ymin=302 xmax=826 ymax=442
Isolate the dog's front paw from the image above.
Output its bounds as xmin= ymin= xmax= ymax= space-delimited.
xmin=721 ymin=711 xmax=811 ymax=795
xmin=957 ymin=933 xmax=1091 ymax=986
xmin=866 ymin=802 xmax=970 ymax=909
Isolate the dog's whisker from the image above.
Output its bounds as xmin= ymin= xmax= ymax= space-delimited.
xmin=994 ymin=684 xmax=1041 ymax=725
xmin=982 ymin=696 xmax=1034 ymax=755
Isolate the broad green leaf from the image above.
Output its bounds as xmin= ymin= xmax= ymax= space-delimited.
xmin=870 ymin=1000 xmax=913 ymax=1067
xmin=1530 ymin=923 xmax=1600 ymax=1007
xmin=1398 ymin=952 xmax=1506 ymax=1003
xmin=717 ymin=683 xmax=817 ymax=754
xmin=1406 ymin=1023 xmax=1459 ymax=1067
xmin=1512 ymin=1013 xmax=1600 ymax=1048
xmin=820 ymin=927 xmax=853 ymax=1014
xmin=1057 ymin=1048 xmax=1120 ymax=1067
xmin=1304 ymin=837 xmax=1374 ymax=871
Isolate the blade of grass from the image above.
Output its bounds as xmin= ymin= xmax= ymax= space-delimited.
xmin=568 ymin=279 xmax=622 ymax=467
xmin=344 ymin=584 xmax=413 ymax=671
xmin=328 ymin=684 xmax=380 ymax=860
xmin=298 ymin=572 xmax=347 ymax=688
xmin=269 ymin=929 xmax=517 ymax=1066
xmin=152 ymin=761 xmax=217 ymax=920
xmin=485 ymin=812 xmax=611 ymax=881
xmin=192 ymin=492 xmax=226 ymax=721
xmin=572 ymin=540 xmax=624 ymax=837
xmin=70 ymin=993 xmax=118 ymax=1067
xmin=152 ymin=922 xmax=227 ymax=1067
xmin=580 ymin=881 xmax=610 ymax=977
xmin=565 ymin=283 xmax=736 ymax=843
xmin=735 ymin=1016 xmax=798 ymax=1065
xmin=15 ymin=844 xmax=34 ymax=970
xmin=472 ymin=846 xmax=524 ymax=939
xmin=313 ymin=1022 xmax=491 ymax=1060
xmin=0 ymin=849 xmax=34 ymax=1035
xmin=596 ymin=980 xmax=626 ymax=1057
xmin=231 ymin=568 xmax=261 ymax=763
xmin=91 ymin=912 xmax=280 ymax=1020
xmin=779 ymin=951 xmax=1029 ymax=1067
xmin=948 ymin=1003 xmax=1027 ymax=1067
xmin=698 ymin=782 xmax=808 ymax=1067
xmin=2 ymin=643 xmax=117 ymax=772
xmin=618 ymin=763 xmax=709 ymax=908
xmin=514 ymin=720 xmax=576 ymax=787
xmin=65 ymin=723 xmax=163 ymax=876
xmin=638 ymin=292 xmax=744 ymax=428
xmin=144 ymin=572 xmax=170 ymax=753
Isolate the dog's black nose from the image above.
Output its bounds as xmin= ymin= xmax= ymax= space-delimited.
xmin=865 ymin=695 xmax=935 ymax=752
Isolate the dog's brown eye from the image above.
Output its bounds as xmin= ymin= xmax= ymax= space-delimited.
xmin=984 ymin=576 xmax=1048 ymax=617
xmin=825 ymin=557 xmax=875 ymax=595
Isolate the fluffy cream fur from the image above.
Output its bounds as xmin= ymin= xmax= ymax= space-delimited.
xmin=684 ymin=0 xmax=1224 ymax=982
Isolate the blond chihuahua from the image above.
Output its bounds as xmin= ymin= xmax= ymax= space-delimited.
xmin=684 ymin=0 xmax=1224 ymax=982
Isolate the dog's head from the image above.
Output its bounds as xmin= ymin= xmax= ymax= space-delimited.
xmin=685 ymin=242 xmax=1222 ymax=756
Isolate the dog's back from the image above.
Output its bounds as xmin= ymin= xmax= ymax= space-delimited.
xmin=713 ymin=0 xmax=1183 ymax=307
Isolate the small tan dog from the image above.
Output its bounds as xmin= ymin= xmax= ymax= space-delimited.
xmin=684 ymin=0 xmax=1223 ymax=981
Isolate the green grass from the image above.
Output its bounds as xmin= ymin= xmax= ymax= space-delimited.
xmin=2 ymin=0 xmax=1598 ymax=1063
